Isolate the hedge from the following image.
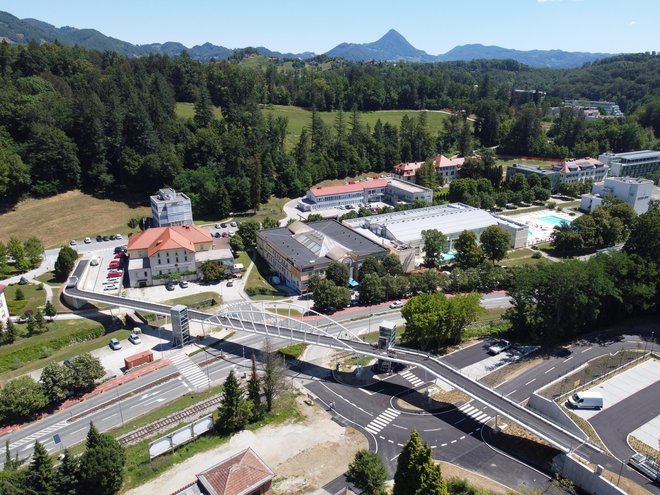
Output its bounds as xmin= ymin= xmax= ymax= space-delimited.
xmin=0 ymin=325 xmax=105 ymax=374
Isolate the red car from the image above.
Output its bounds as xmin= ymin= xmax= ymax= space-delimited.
xmin=109 ymin=261 xmax=120 ymax=269
xmin=113 ymin=253 xmax=125 ymax=259
xmin=107 ymin=271 xmax=122 ymax=278
xmin=222 ymin=231 xmax=229 ymax=238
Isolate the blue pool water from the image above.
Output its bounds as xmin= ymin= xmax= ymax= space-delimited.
xmin=539 ymin=215 xmax=572 ymax=226
xmin=441 ymin=252 xmax=456 ymax=262
xmin=527 ymin=230 xmax=534 ymax=237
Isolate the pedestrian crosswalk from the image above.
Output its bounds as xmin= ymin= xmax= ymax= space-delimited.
xmin=400 ymin=369 xmax=424 ymax=388
xmin=9 ymin=420 xmax=69 ymax=450
xmin=458 ymin=403 xmax=492 ymax=424
xmin=365 ymin=408 xmax=400 ymax=434
xmin=170 ymin=353 xmax=209 ymax=390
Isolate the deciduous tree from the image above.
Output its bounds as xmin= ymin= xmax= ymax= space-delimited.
xmin=421 ymin=229 xmax=447 ymax=268
xmin=0 ymin=376 xmax=48 ymax=420
xmin=479 ymin=226 xmax=510 ymax=264
xmin=454 ymin=230 xmax=484 ymax=269
xmin=325 ymin=261 xmax=349 ymax=287
xmin=40 ymin=362 xmax=72 ymax=403
xmin=70 ymin=354 xmax=104 ymax=392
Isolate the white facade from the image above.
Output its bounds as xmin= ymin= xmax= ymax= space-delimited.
xmin=150 ymin=188 xmax=193 ymax=227
xmin=580 ymin=177 xmax=654 ymax=214
xmin=599 ymin=150 xmax=660 ymax=178
xmin=0 ymin=286 xmax=9 ymax=324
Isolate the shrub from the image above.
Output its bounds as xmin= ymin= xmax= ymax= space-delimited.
xmin=532 ymin=252 xmax=542 ymax=259
xmin=14 ymin=288 xmax=25 ymax=301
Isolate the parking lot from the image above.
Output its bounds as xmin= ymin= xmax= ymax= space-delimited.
xmin=82 ymin=245 xmax=127 ymax=294
xmin=567 ymin=358 xmax=660 ymax=420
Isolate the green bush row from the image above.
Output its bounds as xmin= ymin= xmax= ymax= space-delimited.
xmin=0 ymin=325 xmax=105 ymax=373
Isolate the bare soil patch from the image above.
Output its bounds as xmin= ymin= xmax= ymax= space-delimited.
xmin=479 ymin=356 xmax=544 ymax=388
xmin=0 ymin=190 xmax=149 ymax=248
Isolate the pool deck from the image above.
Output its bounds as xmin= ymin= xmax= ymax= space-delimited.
xmin=509 ymin=209 xmax=581 ymax=245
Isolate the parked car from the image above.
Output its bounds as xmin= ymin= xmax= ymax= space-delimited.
xmin=115 ymin=234 xmax=123 ymax=240
xmin=90 ymin=258 xmax=99 ymax=266
xmin=226 ymin=280 xmax=234 ymax=287
xmin=104 ymin=284 xmax=118 ymax=291
xmin=109 ymin=261 xmax=120 ymax=268
xmin=389 ymin=300 xmax=404 ymax=309
xmin=110 ymin=234 xmax=117 ymax=240
xmin=84 ymin=237 xmax=91 ymax=244
xmin=179 ymin=280 xmax=189 ymax=288
xmin=488 ymin=339 xmax=511 ymax=355
xmin=128 ymin=333 xmax=141 ymax=345
xmin=96 ymin=235 xmax=103 ymax=242
xmin=222 ymin=231 xmax=229 ymax=238
xmin=69 ymin=240 xmax=77 ymax=246
xmin=113 ymin=253 xmax=124 ymax=259
xmin=109 ymin=338 xmax=122 ymax=350
xmin=215 ymin=223 xmax=221 ymax=228
xmin=165 ymin=281 xmax=175 ymax=291
xmin=230 ymin=221 xmax=237 ymax=227
xmin=103 ymin=235 xmax=110 ymax=241
xmin=63 ymin=359 xmax=73 ymax=368
xmin=107 ymin=271 xmax=122 ymax=278
xmin=221 ymin=222 xmax=228 ymax=228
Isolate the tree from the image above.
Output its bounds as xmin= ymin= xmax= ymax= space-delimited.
xmin=421 ymin=229 xmax=447 ymax=268
xmin=625 ymin=208 xmax=660 ymax=264
xmin=347 ymin=450 xmax=388 ymax=495
xmin=14 ymin=288 xmax=25 ymax=301
xmin=229 ymin=235 xmax=245 ymax=253
xmin=40 ymin=362 xmax=73 ymax=403
xmin=313 ymin=279 xmax=350 ymax=313
xmin=237 ymin=221 xmax=260 ymax=248
xmin=43 ymin=301 xmax=56 ymax=321
xmin=4 ymin=320 xmax=16 ymax=344
xmin=325 ymin=261 xmax=349 ymax=287
xmin=359 ymin=273 xmax=385 ymax=305
xmin=27 ymin=314 xmax=37 ymax=336
xmin=54 ymin=246 xmax=78 ymax=281
xmin=7 ymin=237 xmax=25 ymax=270
xmin=453 ymin=230 xmax=484 ymax=269
xmin=262 ymin=216 xmax=279 ymax=229
xmin=382 ymin=253 xmax=404 ymax=276
xmin=479 ymin=226 xmax=510 ymax=264
xmin=416 ymin=159 xmax=438 ymax=189
xmin=217 ymin=369 xmax=251 ymax=433
xmin=357 ymin=256 xmax=384 ymax=281
xmin=306 ymin=213 xmax=324 ymax=222
xmin=34 ymin=309 xmax=46 ymax=331
xmin=70 ymin=354 xmax=105 ymax=392
xmin=55 ymin=449 xmax=79 ymax=495
xmin=401 ymin=292 xmax=480 ymax=350
xmin=262 ymin=338 xmax=285 ymax=412
xmin=393 ymin=429 xmax=448 ymax=495
xmin=27 ymin=441 xmax=55 ymax=495
xmin=77 ymin=424 xmax=125 ymax=495
xmin=550 ymin=222 xmax=583 ymax=256
xmin=23 ymin=237 xmax=44 ymax=269
xmin=199 ymin=260 xmax=227 ymax=281
xmin=247 ymin=353 xmax=262 ymax=420
xmin=0 ymin=376 xmax=48 ymax=420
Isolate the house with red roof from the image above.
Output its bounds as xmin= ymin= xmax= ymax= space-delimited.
xmin=173 ymin=447 xmax=274 ymax=495
xmin=126 ymin=225 xmax=232 ymax=287
xmin=0 ymin=284 xmax=8 ymax=323
xmin=392 ymin=154 xmax=465 ymax=184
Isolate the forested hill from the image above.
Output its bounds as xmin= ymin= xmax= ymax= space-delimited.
xmin=0 ymin=41 xmax=658 ymax=220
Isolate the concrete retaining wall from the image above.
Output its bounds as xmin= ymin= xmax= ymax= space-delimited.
xmin=553 ymin=454 xmax=626 ymax=495
xmin=528 ymin=393 xmax=587 ymax=440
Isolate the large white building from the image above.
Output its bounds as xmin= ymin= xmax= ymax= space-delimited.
xmin=150 ymin=188 xmax=193 ymax=227
xmin=598 ymin=150 xmax=660 ymax=178
xmin=506 ymin=158 xmax=609 ymax=192
xmin=298 ymin=178 xmax=432 ymax=212
xmin=580 ymin=177 xmax=654 ymax=214
xmin=343 ymin=203 xmax=528 ymax=271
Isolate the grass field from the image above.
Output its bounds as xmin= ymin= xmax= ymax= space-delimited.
xmin=261 ymin=105 xmax=450 ymax=151
xmin=164 ymin=291 xmax=222 ymax=309
xmin=232 ymin=195 xmax=291 ymax=224
xmin=245 ymin=252 xmax=287 ymax=299
xmin=496 ymin=158 xmax=556 ymax=172
xmin=3 ymin=283 xmax=46 ymax=316
xmin=174 ymin=102 xmax=222 ymax=120
xmin=0 ymin=190 xmax=150 ymax=248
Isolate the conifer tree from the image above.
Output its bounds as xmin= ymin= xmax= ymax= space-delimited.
xmin=247 ymin=354 xmax=262 ymax=419
xmin=393 ymin=429 xmax=448 ymax=495
xmin=55 ymin=449 xmax=79 ymax=495
xmin=217 ymin=369 xmax=250 ymax=433
xmin=27 ymin=441 xmax=55 ymax=495
xmin=77 ymin=423 xmax=125 ymax=495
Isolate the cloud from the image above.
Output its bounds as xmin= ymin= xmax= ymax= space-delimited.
xmin=629 ymin=20 xmax=637 ymax=26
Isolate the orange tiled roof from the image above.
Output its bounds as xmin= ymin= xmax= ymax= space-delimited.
xmin=197 ymin=448 xmax=274 ymax=495
xmin=309 ymin=179 xmax=388 ymax=197
xmin=128 ymin=225 xmax=211 ymax=256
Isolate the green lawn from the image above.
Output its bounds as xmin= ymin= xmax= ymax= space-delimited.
xmin=496 ymin=158 xmax=555 ymax=172
xmin=3 ymin=283 xmax=47 ymax=316
xmin=501 ymin=256 xmax=547 ymax=267
xmin=0 ymin=318 xmax=129 ymax=381
xmin=164 ymin=291 xmax=222 ymax=309
xmin=35 ymin=271 xmax=61 ymax=286
xmin=245 ymin=252 xmax=287 ymax=299
xmin=234 ymin=251 xmax=252 ymax=271
xmin=504 ymin=248 xmax=535 ymax=260
xmin=278 ymin=343 xmax=307 ymax=359
xmin=260 ymin=105 xmax=450 ymax=151
xmin=174 ymin=102 xmax=222 ymax=120
xmin=268 ymin=307 xmax=303 ymax=317
xmin=234 ymin=195 xmax=292 ymax=224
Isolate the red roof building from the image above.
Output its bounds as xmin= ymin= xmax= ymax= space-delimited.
xmin=392 ymin=155 xmax=465 ymax=183
xmin=173 ymin=448 xmax=274 ymax=495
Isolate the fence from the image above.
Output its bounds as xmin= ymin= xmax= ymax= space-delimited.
xmin=148 ymin=415 xmax=214 ymax=459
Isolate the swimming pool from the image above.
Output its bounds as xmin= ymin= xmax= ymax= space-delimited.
xmin=539 ymin=215 xmax=572 ymax=226
xmin=441 ymin=252 xmax=456 ymax=262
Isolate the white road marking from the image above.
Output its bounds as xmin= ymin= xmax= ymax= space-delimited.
xmin=563 ymin=356 xmax=574 ymax=363
xmin=581 ymin=347 xmax=592 ymax=353
xmin=505 ymin=389 xmax=517 ymax=397
xmin=544 ymin=366 xmax=555 ymax=374
xmin=525 ymin=378 xmax=536 ymax=385
xmin=441 ymin=443 xmax=448 ymax=447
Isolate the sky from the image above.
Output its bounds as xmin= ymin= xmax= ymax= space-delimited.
xmin=2 ymin=0 xmax=658 ymax=55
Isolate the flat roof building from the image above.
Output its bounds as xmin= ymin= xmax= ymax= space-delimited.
xmin=598 ymin=150 xmax=660 ymax=178
xmin=580 ymin=176 xmax=654 ymax=214
xmin=506 ymin=158 xmax=608 ymax=191
xmin=297 ymin=178 xmax=431 ymax=212
xmin=151 ymin=188 xmax=193 ymax=227
xmin=256 ymin=219 xmax=389 ymax=293
xmin=343 ymin=203 xmax=528 ymax=270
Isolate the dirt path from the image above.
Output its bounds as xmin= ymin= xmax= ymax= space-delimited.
xmin=124 ymin=397 xmax=367 ymax=495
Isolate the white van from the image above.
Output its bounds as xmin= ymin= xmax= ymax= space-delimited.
xmin=568 ymin=391 xmax=603 ymax=410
